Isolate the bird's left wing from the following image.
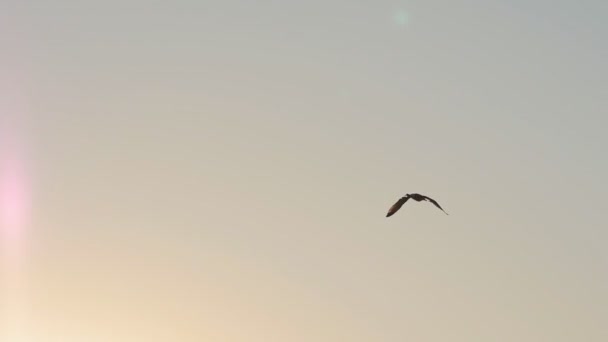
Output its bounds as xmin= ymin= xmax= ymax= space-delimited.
xmin=386 ymin=196 xmax=409 ymax=217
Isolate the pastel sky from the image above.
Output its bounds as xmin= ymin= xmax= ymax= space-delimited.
xmin=1 ymin=1 xmax=607 ymax=341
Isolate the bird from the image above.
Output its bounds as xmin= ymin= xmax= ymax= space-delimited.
xmin=386 ymin=193 xmax=448 ymax=217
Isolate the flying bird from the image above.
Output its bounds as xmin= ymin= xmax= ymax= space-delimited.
xmin=386 ymin=193 xmax=448 ymax=217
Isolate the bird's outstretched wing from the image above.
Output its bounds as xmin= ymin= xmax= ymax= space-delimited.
xmin=386 ymin=196 xmax=409 ymax=217
xmin=422 ymin=196 xmax=448 ymax=215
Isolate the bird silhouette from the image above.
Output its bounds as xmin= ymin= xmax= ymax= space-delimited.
xmin=386 ymin=193 xmax=448 ymax=217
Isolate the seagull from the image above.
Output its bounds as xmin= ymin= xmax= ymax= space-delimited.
xmin=386 ymin=193 xmax=448 ymax=217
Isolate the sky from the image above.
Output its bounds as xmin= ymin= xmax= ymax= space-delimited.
xmin=1 ymin=0 xmax=607 ymax=341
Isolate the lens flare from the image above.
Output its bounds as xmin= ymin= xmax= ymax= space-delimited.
xmin=0 ymin=73 xmax=31 ymax=259
xmin=1 ymin=62 xmax=32 ymax=342
xmin=0 ymin=119 xmax=31 ymax=342
xmin=1 ymin=153 xmax=30 ymax=256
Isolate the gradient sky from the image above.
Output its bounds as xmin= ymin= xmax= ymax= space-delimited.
xmin=1 ymin=1 xmax=607 ymax=341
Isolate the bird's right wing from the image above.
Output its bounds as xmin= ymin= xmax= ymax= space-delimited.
xmin=423 ymin=196 xmax=448 ymax=215
xmin=386 ymin=197 xmax=409 ymax=217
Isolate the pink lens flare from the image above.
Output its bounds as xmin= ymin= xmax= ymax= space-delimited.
xmin=0 ymin=72 xmax=31 ymax=254
xmin=0 ymin=151 xmax=31 ymax=271
xmin=0 ymin=120 xmax=32 ymax=342
xmin=1 ymin=11 xmax=34 ymax=341
xmin=0 ymin=108 xmax=31 ymax=259
xmin=0 ymin=155 xmax=30 ymax=240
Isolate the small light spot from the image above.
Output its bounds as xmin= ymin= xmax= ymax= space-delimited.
xmin=393 ymin=10 xmax=410 ymax=27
